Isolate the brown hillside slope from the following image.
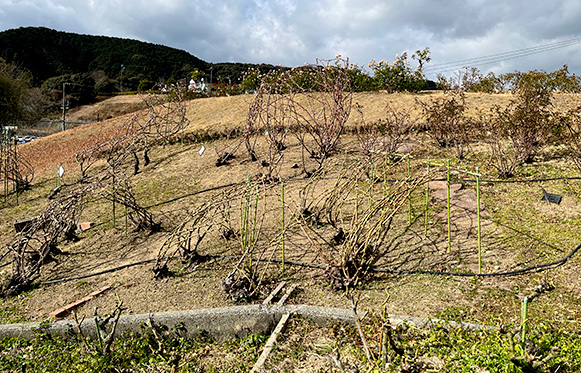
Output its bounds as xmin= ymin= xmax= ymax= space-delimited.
xmin=18 ymin=92 xmax=581 ymax=180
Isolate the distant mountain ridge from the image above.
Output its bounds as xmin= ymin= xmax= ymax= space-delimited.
xmin=0 ymin=26 xmax=280 ymax=88
xmin=0 ymin=26 xmax=212 ymax=85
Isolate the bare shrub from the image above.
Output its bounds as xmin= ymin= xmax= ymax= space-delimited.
xmin=484 ymin=114 xmax=523 ymax=179
xmin=486 ymin=74 xmax=559 ymax=178
xmin=288 ymin=58 xmax=353 ymax=172
xmin=357 ymin=102 xmax=416 ymax=160
xmin=98 ymin=174 xmax=159 ymax=232
xmin=292 ymin=159 xmax=424 ymax=290
xmin=153 ymin=201 xmax=218 ymax=278
xmin=75 ymin=86 xmax=189 ymax=179
xmin=1 ymin=184 xmax=92 ymax=296
xmin=238 ymin=57 xmax=352 ymax=177
xmin=1 ymin=128 xmax=34 ymax=196
xmin=245 ymin=70 xmax=295 ymax=180
xmin=559 ymin=106 xmax=581 ymax=173
xmin=419 ymin=90 xmax=473 ymax=160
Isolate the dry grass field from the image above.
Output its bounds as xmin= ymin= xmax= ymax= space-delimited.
xmin=1 ymin=91 xmax=580 ymax=371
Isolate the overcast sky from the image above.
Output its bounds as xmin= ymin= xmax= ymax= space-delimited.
xmin=1 ymin=0 xmax=581 ymax=79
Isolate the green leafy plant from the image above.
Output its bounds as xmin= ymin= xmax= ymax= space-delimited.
xmin=369 ymin=48 xmax=431 ymax=93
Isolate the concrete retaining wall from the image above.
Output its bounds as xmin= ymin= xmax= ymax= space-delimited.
xmin=0 ymin=304 xmax=493 ymax=342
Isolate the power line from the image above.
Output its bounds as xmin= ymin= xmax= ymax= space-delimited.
xmin=424 ymin=37 xmax=581 ymax=75
xmin=426 ymin=37 xmax=581 ymax=69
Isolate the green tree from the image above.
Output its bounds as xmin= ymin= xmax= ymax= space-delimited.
xmin=0 ymin=58 xmax=30 ymax=125
xmin=138 ymin=79 xmax=156 ymax=92
xmin=370 ymin=48 xmax=430 ymax=93
xmin=190 ymin=68 xmax=206 ymax=81
xmin=346 ymin=63 xmax=375 ymax=92
xmin=41 ymin=73 xmax=96 ymax=108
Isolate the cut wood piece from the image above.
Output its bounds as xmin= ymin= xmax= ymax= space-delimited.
xmin=250 ymin=312 xmax=290 ymax=372
xmin=262 ymin=281 xmax=286 ymax=305
xmin=49 ymin=285 xmax=111 ymax=318
xmin=277 ymin=284 xmax=297 ymax=306
xmin=14 ymin=217 xmax=37 ymax=233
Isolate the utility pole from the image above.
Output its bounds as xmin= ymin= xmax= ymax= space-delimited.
xmin=120 ymin=64 xmax=125 ymax=92
xmin=61 ymin=82 xmax=70 ymax=131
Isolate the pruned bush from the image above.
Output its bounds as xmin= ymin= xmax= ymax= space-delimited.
xmin=559 ymin=106 xmax=581 ymax=173
xmin=289 ymin=57 xmax=353 ymax=172
xmin=245 ymin=70 xmax=295 ymax=179
xmin=1 ymin=186 xmax=90 ymax=296
xmin=153 ymin=202 xmax=218 ymax=278
xmin=293 ymin=159 xmax=424 ymax=290
xmin=485 ymin=72 xmax=560 ymax=178
xmin=1 ymin=126 xmax=34 ymax=197
xmin=357 ymin=102 xmax=416 ymax=160
xmin=242 ymin=57 xmax=353 ymax=175
xmin=419 ymin=90 xmax=473 ymax=160
xmin=75 ymin=85 xmax=189 ymax=179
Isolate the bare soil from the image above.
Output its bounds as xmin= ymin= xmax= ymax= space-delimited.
xmin=1 ymin=92 xmax=580 ymax=336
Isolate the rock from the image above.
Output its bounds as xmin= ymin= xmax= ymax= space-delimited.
xmin=78 ymin=221 xmax=93 ymax=232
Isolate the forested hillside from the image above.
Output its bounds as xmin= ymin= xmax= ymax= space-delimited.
xmin=0 ymin=27 xmax=283 ymax=91
xmin=0 ymin=27 xmax=210 ymax=86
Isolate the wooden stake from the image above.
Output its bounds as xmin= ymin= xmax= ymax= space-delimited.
xmin=250 ymin=313 xmax=290 ymax=372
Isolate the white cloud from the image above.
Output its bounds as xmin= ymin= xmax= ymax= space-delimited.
xmin=1 ymin=0 xmax=580 ymax=76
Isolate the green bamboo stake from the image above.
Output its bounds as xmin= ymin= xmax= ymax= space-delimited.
xmin=281 ymin=182 xmax=286 ymax=273
xmin=55 ymin=164 xmax=59 ymax=188
xmin=112 ymin=173 xmax=116 ymax=227
xmin=476 ymin=167 xmax=482 ymax=274
xmin=424 ymin=158 xmax=430 ymax=238
xmin=14 ymin=140 xmax=18 ymax=205
xmin=6 ymin=152 xmax=9 ymax=202
xmin=3 ymin=149 xmax=8 ymax=202
xmin=446 ymin=159 xmax=451 ymax=253
xmin=124 ymin=180 xmax=128 ymax=238
xmin=242 ymin=175 xmax=251 ymax=252
xmin=383 ymin=155 xmax=388 ymax=197
xmin=369 ymin=155 xmax=375 ymax=207
xmin=251 ymin=179 xmax=259 ymax=251
xmin=407 ymin=156 xmax=412 ymax=225
xmin=3 ymin=146 xmax=6 ymax=202
xmin=521 ymin=297 xmax=529 ymax=351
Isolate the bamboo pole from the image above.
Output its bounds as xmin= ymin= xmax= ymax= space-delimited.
xmin=446 ymin=159 xmax=451 ymax=253
xmin=424 ymin=158 xmax=430 ymax=238
xmin=476 ymin=167 xmax=482 ymax=274
xmin=407 ymin=156 xmax=412 ymax=225
xmin=281 ymin=182 xmax=285 ymax=273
